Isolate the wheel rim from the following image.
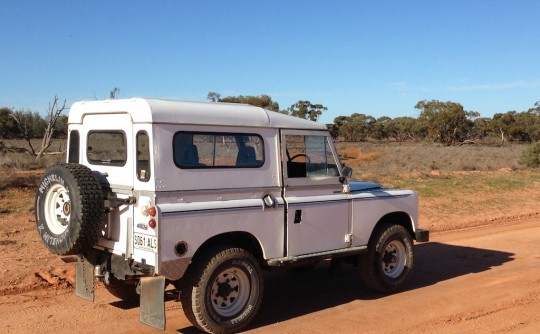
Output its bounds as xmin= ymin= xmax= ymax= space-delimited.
xmin=210 ymin=267 xmax=250 ymax=318
xmin=44 ymin=183 xmax=71 ymax=235
xmin=381 ymin=240 xmax=407 ymax=278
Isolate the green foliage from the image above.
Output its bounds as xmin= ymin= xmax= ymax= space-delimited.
xmin=0 ymin=107 xmax=67 ymax=140
xmin=207 ymin=92 xmax=280 ymax=112
xmin=0 ymin=109 xmax=46 ymax=139
xmin=207 ymin=92 xmax=327 ymax=122
xmin=415 ymin=100 xmax=478 ymax=145
xmin=336 ymin=113 xmax=375 ymax=141
xmin=0 ymin=107 xmax=19 ymax=138
xmin=485 ymin=177 xmax=525 ymax=190
xmin=387 ymin=117 xmax=424 ymax=141
xmin=286 ymin=100 xmax=327 ymax=121
xmin=19 ymin=110 xmax=47 ymax=138
xmin=519 ymin=141 xmax=540 ymax=168
xmin=109 ymin=87 xmax=120 ymax=99
xmin=205 ymin=94 xmax=540 ymax=143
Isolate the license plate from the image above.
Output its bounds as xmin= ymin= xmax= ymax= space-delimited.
xmin=134 ymin=233 xmax=158 ymax=253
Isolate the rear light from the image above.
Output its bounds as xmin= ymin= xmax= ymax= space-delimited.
xmin=141 ymin=204 xmax=157 ymax=217
xmin=140 ymin=202 xmax=158 ymax=230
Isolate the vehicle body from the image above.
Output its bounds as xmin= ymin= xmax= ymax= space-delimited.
xmin=35 ymin=98 xmax=429 ymax=333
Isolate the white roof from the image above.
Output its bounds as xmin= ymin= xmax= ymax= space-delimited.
xmin=68 ymin=97 xmax=327 ymax=130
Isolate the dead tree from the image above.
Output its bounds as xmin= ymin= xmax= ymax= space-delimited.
xmin=9 ymin=95 xmax=67 ymax=160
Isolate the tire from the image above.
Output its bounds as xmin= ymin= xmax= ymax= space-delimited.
xmin=180 ymin=246 xmax=264 ymax=334
xmin=103 ymin=276 xmax=139 ymax=303
xmin=35 ymin=163 xmax=104 ymax=255
xmin=358 ymin=223 xmax=414 ymax=293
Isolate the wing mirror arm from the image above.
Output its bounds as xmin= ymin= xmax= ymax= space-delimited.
xmin=340 ymin=166 xmax=353 ymax=184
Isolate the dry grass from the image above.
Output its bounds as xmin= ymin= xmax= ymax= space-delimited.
xmin=336 ymin=142 xmax=527 ymax=180
xmin=0 ymin=171 xmax=41 ymax=214
xmin=0 ymin=139 xmax=65 ymax=170
xmin=0 ymin=171 xmax=42 ymax=191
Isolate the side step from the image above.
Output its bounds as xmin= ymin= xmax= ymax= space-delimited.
xmin=267 ymin=245 xmax=368 ymax=267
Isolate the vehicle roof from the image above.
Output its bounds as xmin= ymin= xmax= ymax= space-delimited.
xmin=68 ymin=97 xmax=327 ymax=130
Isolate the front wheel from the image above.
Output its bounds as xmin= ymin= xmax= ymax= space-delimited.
xmin=180 ymin=246 xmax=263 ymax=334
xmin=359 ymin=223 xmax=414 ymax=293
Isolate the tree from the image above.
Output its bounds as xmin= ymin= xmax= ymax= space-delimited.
xmin=109 ymin=87 xmax=120 ymax=99
xmin=492 ymin=111 xmax=516 ymax=144
xmin=527 ymin=100 xmax=540 ymax=116
xmin=0 ymin=107 xmax=20 ymax=139
xmin=519 ymin=141 xmax=540 ymax=167
xmin=207 ymin=92 xmax=221 ymax=102
xmin=471 ymin=117 xmax=492 ymax=140
xmin=416 ymin=100 xmax=478 ymax=145
xmin=286 ymin=100 xmax=327 ymax=121
xmin=8 ymin=110 xmax=46 ymax=139
xmin=509 ymin=111 xmax=540 ymax=142
xmin=370 ymin=116 xmax=392 ymax=141
xmin=54 ymin=115 xmax=69 ymax=138
xmin=338 ymin=113 xmax=375 ymax=142
xmin=330 ymin=115 xmax=349 ymax=139
xmin=385 ymin=117 xmax=418 ymax=141
xmin=207 ymin=92 xmax=280 ymax=112
xmin=8 ymin=95 xmax=67 ymax=160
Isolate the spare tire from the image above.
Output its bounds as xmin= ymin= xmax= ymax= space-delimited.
xmin=35 ymin=163 xmax=104 ymax=255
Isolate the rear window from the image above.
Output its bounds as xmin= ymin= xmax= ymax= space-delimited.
xmin=87 ymin=131 xmax=127 ymax=166
xmin=173 ymin=132 xmax=264 ymax=169
xmin=68 ymin=130 xmax=80 ymax=163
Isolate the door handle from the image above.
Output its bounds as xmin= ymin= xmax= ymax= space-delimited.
xmin=294 ymin=210 xmax=302 ymax=224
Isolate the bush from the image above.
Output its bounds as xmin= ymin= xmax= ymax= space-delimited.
xmin=519 ymin=141 xmax=540 ymax=168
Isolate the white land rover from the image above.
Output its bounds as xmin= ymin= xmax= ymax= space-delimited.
xmin=35 ymin=97 xmax=429 ymax=333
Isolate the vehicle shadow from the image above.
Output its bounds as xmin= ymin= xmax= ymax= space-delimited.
xmin=246 ymin=242 xmax=514 ymax=331
xmin=109 ymin=289 xmax=178 ymax=310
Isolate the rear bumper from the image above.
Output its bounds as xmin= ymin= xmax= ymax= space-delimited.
xmin=415 ymin=229 xmax=430 ymax=242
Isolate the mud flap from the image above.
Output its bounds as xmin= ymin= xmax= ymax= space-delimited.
xmin=75 ymin=255 xmax=95 ymax=301
xmin=140 ymin=276 xmax=166 ymax=330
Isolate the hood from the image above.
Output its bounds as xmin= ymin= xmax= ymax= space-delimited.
xmin=349 ymin=181 xmax=383 ymax=192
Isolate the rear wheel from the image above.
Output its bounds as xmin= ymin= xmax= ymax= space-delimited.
xmin=359 ymin=223 xmax=414 ymax=293
xmin=180 ymin=246 xmax=263 ymax=334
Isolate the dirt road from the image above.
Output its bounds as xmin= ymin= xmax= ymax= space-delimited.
xmin=2 ymin=217 xmax=539 ymax=333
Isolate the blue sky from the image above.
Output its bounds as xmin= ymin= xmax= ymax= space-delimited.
xmin=1 ymin=1 xmax=540 ymax=124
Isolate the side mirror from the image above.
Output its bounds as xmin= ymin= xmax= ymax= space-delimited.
xmin=342 ymin=166 xmax=353 ymax=178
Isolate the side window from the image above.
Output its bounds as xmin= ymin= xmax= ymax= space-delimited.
xmin=68 ymin=130 xmax=80 ymax=163
xmin=87 ymin=131 xmax=127 ymax=166
xmin=286 ymin=135 xmax=339 ymax=178
xmin=173 ymin=132 xmax=264 ymax=169
xmin=136 ymin=131 xmax=150 ymax=181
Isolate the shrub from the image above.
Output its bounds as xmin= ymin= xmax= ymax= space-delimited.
xmin=342 ymin=145 xmax=360 ymax=159
xmin=0 ymin=171 xmax=40 ymax=190
xmin=519 ymin=141 xmax=540 ymax=168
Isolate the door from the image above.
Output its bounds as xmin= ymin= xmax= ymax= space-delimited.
xmin=80 ymin=113 xmax=134 ymax=256
xmin=281 ymin=130 xmax=351 ymax=256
